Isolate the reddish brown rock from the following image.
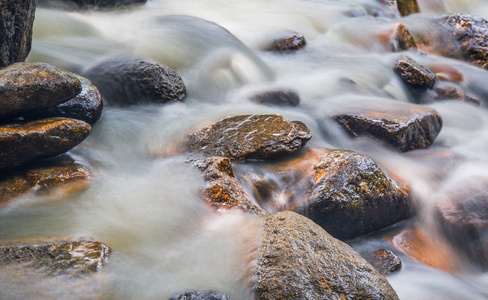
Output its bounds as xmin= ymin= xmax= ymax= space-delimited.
xmin=187 ymin=114 xmax=311 ymax=161
xmin=429 ymin=64 xmax=464 ymax=83
xmin=254 ymin=212 xmax=399 ymax=299
xmin=266 ymin=32 xmax=306 ymax=53
xmin=364 ymin=249 xmax=402 ymax=276
xmin=432 ymin=81 xmax=464 ymax=101
xmin=376 ymin=23 xmax=417 ymax=52
xmin=396 ymin=0 xmax=420 ymax=17
xmin=190 ymin=157 xmax=265 ymax=215
xmin=394 ymin=56 xmax=437 ymax=89
xmin=333 ymin=102 xmax=443 ymax=152
xmin=0 ymin=118 xmax=91 ymax=170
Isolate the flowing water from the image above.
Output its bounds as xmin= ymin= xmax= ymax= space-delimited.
xmin=2 ymin=0 xmax=488 ymax=299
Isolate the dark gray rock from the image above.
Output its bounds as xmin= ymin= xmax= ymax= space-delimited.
xmin=73 ymin=0 xmax=146 ymax=9
xmin=364 ymin=249 xmax=402 ymax=276
xmin=266 ymin=32 xmax=306 ymax=53
xmin=248 ymin=89 xmax=300 ymax=107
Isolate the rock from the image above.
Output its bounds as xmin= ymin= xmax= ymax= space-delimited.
xmin=187 ymin=114 xmax=311 ymax=161
xmin=266 ymin=32 xmax=306 ymax=53
xmin=435 ymin=180 xmax=488 ymax=269
xmin=236 ymin=170 xmax=281 ymax=212
xmin=73 ymin=0 xmax=146 ymax=9
xmin=82 ymin=55 xmax=186 ymax=106
xmin=390 ymin=229 xmax=458 ymax=272
xmin=394 ymin=56 xmax=437 ymax=90
xmin=333 ymin=102 xmax=443 ymax=152
xmin=403 ymin=149 xmax=464 ymax=182
xmin=376 ymin=23 xmax=417 ymax=52
xmin=0 ymin=0 xmax=37 ymax=67
xmin=363 ymin=249 xmax=402 ymax=276
xmin=293 ymin=149 xmax=413 ymax=240
xmin=464 ymin=93 xmax=482 ymax=106
xmin=429 ymin=64 xmax=464 ymax=83
xmin=190 ymin=157 xmax=265 ymax=215
xmin=0 ymin=62 xmax=82 ymax=122
xmin=0 ymin=118 xmax=91 ymax=170
xmin=396 ymin=0 xmax=420 ymax=17
xmin=24 ymin=74 xmax=103 ymax=125
xmin=0 ymin=240 xmax=111 ymax=277
xmin=253 ymin=211 xmax=399 ymax=299
xmin=248 ymin=89 xmax=300 ymax=107
xmin=0 ymin=154 xmax=92 ymax=206
xmin=169 ymin=290 xmax=231 ymax=300
xmin=432 ymin=81 xmax=464 ymax=101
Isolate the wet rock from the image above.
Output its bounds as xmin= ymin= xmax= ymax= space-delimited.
xmin=394 ymin=56 xmax=437 ymax=89
xmin=333 ymin=102 xmax=443 ymax=152
xmin=432 ymin=81 xmax=464 ymax=101
xmin=237 ymin=170 xmax=281 ymax=212
xmin=169 ymin=290 xmax=231 ymax=300
xmin=0 ymin=155 xmax=92 ymax=206
xmin=187 ymin=114 xmax=311 ymax=161
xmin=390 ymin=229 xmax=458 ymax=272
xmin=403 ymin=149 xmax=464 ymax=182
xmin=266 ymin=32 xmax=306 ymax=53
xmin=364 ymin=249 xmax=402 ymax=276
xmin=82 ymin=55 xmax=186 ymax=106
xmin=253 ymin=211 xmax=399 ymax=299
xmin=294 ymin=149 xmax=413 ymax=240
xmin=248 ymin=89 xmax=300 ymax=107
xmin=73 ymin=0 xmax=146 ymax=9
xmin=0 ymin=118 xmax=91 ymax=170
xmin=25 ymin=74 xmax=103 ymax=125
xmin=0 ymin=240 xmax=111 ymax=277
xmin=0 ymin=62 xmax=82 ymax=122
xmin=0 ymin=0 xmax=37 ymax=67
xmin=429 ymin=64 xmax=464 ymax=83
xmin=396 ymin=0 xmax=420 ymax=17
xmin=464 ymin=93 xmax=482 ymax=106
xmin=377 ymin=23 xmax=417 ymax=52
xmin=190 ymin=157 xmax=265 ymax=215
xmin=435 ymin=181 xmax=488 ymax=269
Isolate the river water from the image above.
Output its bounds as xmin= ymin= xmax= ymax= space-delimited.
xmin=2 ymin=0 xmax=488 ymax=299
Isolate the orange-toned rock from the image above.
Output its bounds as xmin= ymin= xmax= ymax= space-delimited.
xmin=266 ymin=32 xmax=306 ymax=53
xmin=376 ymin=23 xmax=417 ymax=52
xmin=390 ymin=228 xmax=457 ymax=272
xmin=396 ymin=0 xmax=420 ymax=17
xmin=429 ymin=64 xmax=464 ymax=83
xmin=394 ymin=56 xmax=437 ymax=89
xmin=432 ymin=81 xmax=464 ymax=101
xmin=0 ymin=118 xmax=91 ymax=170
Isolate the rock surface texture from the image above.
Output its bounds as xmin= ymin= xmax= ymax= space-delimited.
xmin=364 ymin=249 xmax=402 ymax=276
xmin=253 ymin=211 xmax=399 ymax=299
xmin=82 ymin=55 xmax=186 ymax=106
xmin=394 ymin=57 xmax=437 ymax=90
xmin=187 ymin=114 xmax=311 ymax=161
xmin=169 ymin=290 xmax=231 ymax=300
xmin=0 ymin=0 xmax=38 ymax=67
xmin=266 ymin=32 xmax=307 ymax=53
xmin=396 ymin=0 xmax=420 ymax=17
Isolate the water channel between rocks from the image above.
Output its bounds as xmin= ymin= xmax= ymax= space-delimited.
xmin=2 ymin=0 xmax=488 ymax=299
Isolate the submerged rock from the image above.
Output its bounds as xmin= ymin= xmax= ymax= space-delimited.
xmin=190 ymin=157 xmax=265 ymax=215
xmin=294 ymin=150 xmax=413 ymax=240
xmin=333 ymin=102 xmax=443 ymax=152
xmin=0 ymin=118 xmax=91 ymax=170
xmin=82 ymin=55 xmax=186 ymax=106
xmin=253 ymin=211 xmax=399 ymax=299
xmin=248 ymin=89 xmax=300 ymax=107
xmin=187 ymin=114 xmax=311 ymax=161
xmin=266 ymin=32 xmax=306 ymax=53
xmin=363 ymin=249 xmax=402 ymax=276
xmin=0 ymin=240 xmax=111 ymax=276
xmin=73 ymin=0 xmax=146 ymax=9
xmin=394 ymin=56 xmax=437 ymax=90
xmin=169 ymin=290 xmax=231 ymax=300
xmin=0 ymin=0 xmax=37 ymax=67
xmin=0 ymin=62 xmax=82 ymax=122
xmin=25 ymin=74 xmax=103 ymax=125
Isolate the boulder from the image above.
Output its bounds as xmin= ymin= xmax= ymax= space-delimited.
xmin=396 ymin=0 xmax=420 ymax=17
xmin=265 ymin=32 xmax=306 ymax=53
xmin=169 ymin=290 xmax=231 ymax=300
xmin=333 ymin=102 xmax=443 ymax=152
xmin=24 ymin=74 xmax=103 ymax=125
xmin=82 ymin=55 xmax=186 ymax=106
xmin=363 ymin=249 xmax=402 ymax=276
xmin=293 ymin=149 xmax=413 ymax=240
xmin=394 ymin=56 xmax=437 ymax=90
xmin=190 ymin=157 xmax=265 ymax=215
xmin=0 ymin=0 xmax=37 ymax=67
xmin=248 ymin=89 xmax=300 ymax=107
xmin=253 ymin=211 xmax=399 ymax=299
xmin=0 ymin=118 xmax=91 ymax=170
xmin=0 ymin=62 xmax=82 ymax=122
xmin=0 ymin=239 xmax=111 ymax=276
xmin=187 ymin=114 xmax=311 ymax=161
xmin=0 ymin=154 xmax=92 ymax=205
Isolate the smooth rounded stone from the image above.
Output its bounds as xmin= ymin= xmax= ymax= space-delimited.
xmin=0 ymin=62 xmax=82 ymax=122
xmin=396 ymin=0 xmax=420 ymax=17
xmin=253 ymin=211 xmax=399 ymax=300
xmin=394 ymin=56 xmax=437 ymax=89
xmin=363 ymin=249 xmax=402 ymax=276
xmin=0 ymin=0 xmax=37 ymax=67
xmin=265 ymin=32 xmax=306 ymax=53
xmin=248 ymin=89 xmax=300 ymax=107
xmin=333 ymin=102 xmax=443 ymax=152
xmin=0 ymin=154 xmax=92 ymax=206
xmin=294 ymin=149 xmax=413 ymax=240
xmin=82 ymin=55 xmax=186 ymax=106
xmin=390 ymin=229 xmax=458 ymax=272
xmin=169 ymin=290 xmax=231 ymax=300
xmin=0 ymin=118 xmax=91 ymax=170
xmin=24 ymin=74 xmax=103 ymax=125
xmin=190 ymin=157 xmax=265 ymax=215
xmin=187 ymin=114 xmax=311 ymax=161
xmin=0 ymin=239 xmax=111 ymax=276
xmin=435 ymin=180 xmax=488 ymax=269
